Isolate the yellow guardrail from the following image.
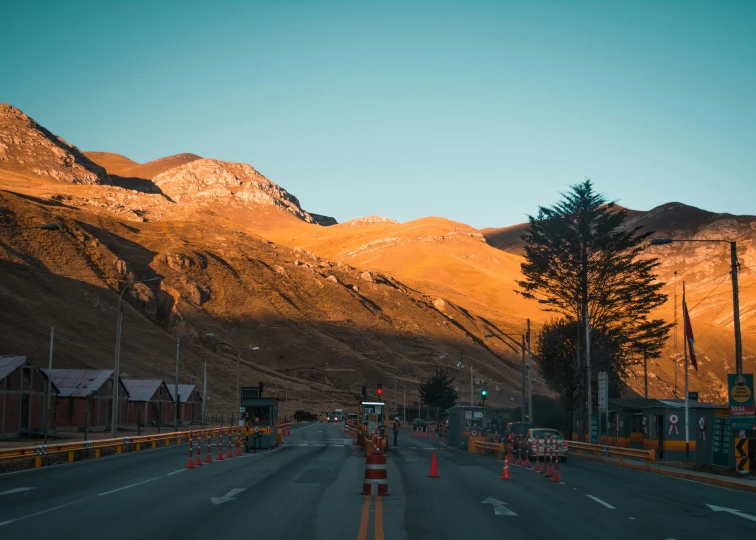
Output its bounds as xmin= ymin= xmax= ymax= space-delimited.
xmin=0 ymin=427 xmax=236 ymax=469
xmin=472 ymin=440 xmax=507 ymax=459
xmin=568 ymin=441 xmax=655 ymax=467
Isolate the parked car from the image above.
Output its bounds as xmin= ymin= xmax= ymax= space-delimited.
xmin=504 ymin=422 xmax=536 ymax=454
xmin=521 ymin=428 xmax=569 ymax=462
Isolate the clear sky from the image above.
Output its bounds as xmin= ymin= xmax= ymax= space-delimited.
xmin=1 ymin=0 xmax=754 ymax=228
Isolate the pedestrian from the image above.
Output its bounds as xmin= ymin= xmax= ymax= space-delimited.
xmin=393 ymin=417 xmax=400 ymax=447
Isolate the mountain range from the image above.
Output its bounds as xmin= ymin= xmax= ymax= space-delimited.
xmin=1 ymin=103 xmax=753 ymax=414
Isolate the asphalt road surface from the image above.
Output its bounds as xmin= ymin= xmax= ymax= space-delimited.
xmin=1 ymin=423 xmax=754 ymax=539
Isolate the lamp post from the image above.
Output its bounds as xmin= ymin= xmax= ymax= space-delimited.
xmin=111 ymin=276 xmax=163 ymax=437
xmin=484 ymin=330 xmax=530 ymax=422
xmin=650 ymin=238 xmax=744 ymax=377
xmin=439 ymin=351 xmax=463 ymax=404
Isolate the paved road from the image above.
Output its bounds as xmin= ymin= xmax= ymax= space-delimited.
xmin=1 ymin=424 xmax=754 ymax=539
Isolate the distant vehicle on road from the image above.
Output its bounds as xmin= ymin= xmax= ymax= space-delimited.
xmin=334 ymin=412 xmax=344 ymax=422
xmin=412 ymin=418 xmax=427 ymax=430
xmin=521 ymin=428 xmax=568 ymax=462
xmin=504 ymin=422 xmax=536 ymax=454
xmin=326 ymin=412 xmax=336 ymax=422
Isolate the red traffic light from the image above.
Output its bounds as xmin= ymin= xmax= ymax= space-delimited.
xmin=377 ymin=383 xmax=383 ymax=395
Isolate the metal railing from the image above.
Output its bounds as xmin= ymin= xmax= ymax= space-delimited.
xmin=0 ymin=427 xmax=234 ymax=469
xmin=568 ymin=441 xmax=656 ymax=466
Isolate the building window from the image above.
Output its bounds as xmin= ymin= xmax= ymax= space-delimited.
xmin=22 ymin=367 xmax=31 ymax=387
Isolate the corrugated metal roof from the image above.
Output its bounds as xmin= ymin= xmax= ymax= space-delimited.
xmin=166 ymin=384 xmax=198 ymax=403
xmin=610 ymin=397 xmax=726 ymax=410
xmin=0 ymin=355 xmax=28 ymax=382
xmin=122 ymin=379 xmax=165 ymax=402
xmin=44 ymin=369 xmax=114 ymax=398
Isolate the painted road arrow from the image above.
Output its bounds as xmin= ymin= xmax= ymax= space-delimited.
xmin=211 ymin=488 xmax=246 ymax=506
xmin=707 ymin=504 xmax=756 ymax=523
xmin=482 ymin=497 xmax=517 ymax=516
xmin=0 ymin=488 xmax=36 ymax=496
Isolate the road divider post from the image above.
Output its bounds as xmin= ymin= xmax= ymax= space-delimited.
xmin=226 ymin=428 xmax=234 ymax=459
xmin=185 ymin=430 xmax=195 ymax=469
xmin=500 ymin=453 xmax=512 ymax=480
xmin=216 ymin=430 xmax=225 ymax=461
xmin=428 ymin=451 xmax=440 ymax=477
xmin=203 ymin=431 xmax=213 ymax=463
xmin=194 ymin=432 xmax=203 ymax=467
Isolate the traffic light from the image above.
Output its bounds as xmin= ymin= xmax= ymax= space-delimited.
xmin=377 ymin=383 xmax=383 ymax=397
xmin=361 ymin=385 xmax=367 ymax=398
xmin=481 ymin=389 xmax=487 ymax=402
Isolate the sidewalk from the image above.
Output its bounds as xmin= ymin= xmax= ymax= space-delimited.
xmin=571 ymin=452 xmax=756 ymax=492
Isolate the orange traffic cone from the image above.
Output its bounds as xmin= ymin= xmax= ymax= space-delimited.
xmin=552 ymin=456 xmax=563 ymax=483
xmin=185 ymin=430 xmax=195 ymax=469
xmin=194 ymin=433 xmax=203 ymax=467
xmin=216 ymin=431 xmax=225 ymax=461
xmin=203 ymin=432 xmax=213 ymax=463
xmin=500 ymin=454 xmax=512 ymax=480
xmin=226 ymin=429 xmax=234 ymax=459
xmin=515 ymin=442 xmax=523 ymax=466
xmin=235 ymin=428 xmax=243 ymax=457
xmin=428 ymin=451 xmax=440 ymax=477
xmin=523 ymin=447 xmax=531 ymax=468
xmin=533 ymin=450 xmax=542 ymax=472
xmin=545 ymin=451 xmax=554 ymax=478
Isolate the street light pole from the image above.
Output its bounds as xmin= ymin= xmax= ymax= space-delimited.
xmin=526 ymin=318 xmax=533 ymax=424
xmin=175 ymin=336 xmax=181 ymax=426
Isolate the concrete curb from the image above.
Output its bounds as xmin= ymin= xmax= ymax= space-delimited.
xmin=570 ymin=453 xmax=756 ymax=493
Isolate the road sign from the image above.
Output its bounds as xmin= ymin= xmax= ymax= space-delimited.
xmin=473 ymin=411 xmax=483 ymax=418
xmin=598 ymin=372 xmax=608 ymax=413
xmin=735 ymin=438 xmax=749 ymax=474
xmin=712 ymin=410 xmax=730 ymax=467
xmin=728 ymin=374 xmax=755 ymax=429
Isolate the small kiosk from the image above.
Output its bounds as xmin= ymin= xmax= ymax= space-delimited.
xmin=358 ymin=400 xmax=389 ymax=452
xmin=240 ymin=385 xmax=279 ymax=450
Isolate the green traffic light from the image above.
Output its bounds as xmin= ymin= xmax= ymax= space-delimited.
xmin=481 ymin=390 xmax=487 ymax=395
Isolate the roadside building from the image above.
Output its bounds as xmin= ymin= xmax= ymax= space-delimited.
xmin=166 ymin=384 xmax=202 ymax=425
xmin=45 ymin=369 xmax=129 ymax=431
xmin=0 ymin=355 xmax=58 ymax=438
xmin=123 ymin=379 xmax=175 ymax=426
xmin=580 ymin=397 xmax=728 ymax=464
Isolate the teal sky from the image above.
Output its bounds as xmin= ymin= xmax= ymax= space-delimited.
xmin=1 ymin=0 xmax=754 ymax=228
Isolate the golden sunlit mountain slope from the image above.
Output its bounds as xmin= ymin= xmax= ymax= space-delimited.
xmin=85 ymin=151 xmax=202 ymax=180
xmin=1 ymin=104 xmax=538 ymax=415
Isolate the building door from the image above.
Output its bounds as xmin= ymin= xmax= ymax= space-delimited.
xmin=20 ymin=394 xmax=30 ymax=430
xmin=657 ymin=414 xmax=664 ymax=459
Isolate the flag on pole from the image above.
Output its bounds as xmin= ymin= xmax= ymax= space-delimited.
xmin=682 ymin=286 xmax=698 ymax=371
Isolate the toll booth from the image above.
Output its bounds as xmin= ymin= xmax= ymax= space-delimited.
xmin=240 ymin=386 xmax=279 ymax=449
xmin=357 ymin=400 xmax=389 ymax=451
xmin=445 ymin=405 xmax=486 ymax=449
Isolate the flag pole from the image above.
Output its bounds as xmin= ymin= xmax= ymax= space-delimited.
xmin=683 ymin=281 xmax=689 ymax=460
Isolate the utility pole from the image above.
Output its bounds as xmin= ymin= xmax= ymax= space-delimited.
xmin=202 ymin=360 xmax=207 ymax=426
xmin=584 ymin=303 xmax=592 ymax=443
xmin=683 ymin=282 xmax=690 ymax=459
xmin=470 ymin=364 xmax=473 ymax=407
xmin=674 ymin=270 xmax=678 ymax=397
xmin=526 ymin=318 xmax=533 ymax=424
xmin=111 ymin=302 xmax=124 ymax=438
xmin=520 ymin=334 xmax=526 ymax=422
xmin=44 ymin=327 xmax=54 ymax=445
xmin=731 ymin=242 xmax=743 ymax=376
xmin=175 ymin=336 xmax=180 ymax=426
xmin=403 ymin=385 xmax=406 ymax=423
xmin=643 ymin=348 xmax=648 ymax=399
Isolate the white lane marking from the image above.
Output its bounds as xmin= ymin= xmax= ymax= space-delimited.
xmin=481 ymin=497 xmax=517 ymax=517
xmin=166 ymin=469 xmax=186 ymax=476
xmin=707 ymin=504 xmax=756 ymax=523
xmin=97 ymin=477 xmax=159 ymax=496
xmin=629 ymin=517 xmax=635 ymax=520
xmin=0 ymin=487 xmax=35 ymax=496
xmin=211 ymin=488 xmax=246 ymax=505
xmin=0 ymin=498 xmax=87 ymax=527
xmin=586 ymin=495 xmax=615 ymax=509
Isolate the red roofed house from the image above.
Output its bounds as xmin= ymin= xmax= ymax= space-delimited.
xmin=0 ymin=356 xmax=58 ymax=439
xmin=46 ymin=369 xmax=130 ymax=431
xmin=167 ymin=384 xmax=203 ymax=425
xmin=123 ymin=379 xmax=175 ymax=426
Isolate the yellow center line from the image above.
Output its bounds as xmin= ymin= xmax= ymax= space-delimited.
xmin=374 ymin=496 xmax=384 ymax=540
xmin=357 ymin=495 xmax=371 ymax=540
